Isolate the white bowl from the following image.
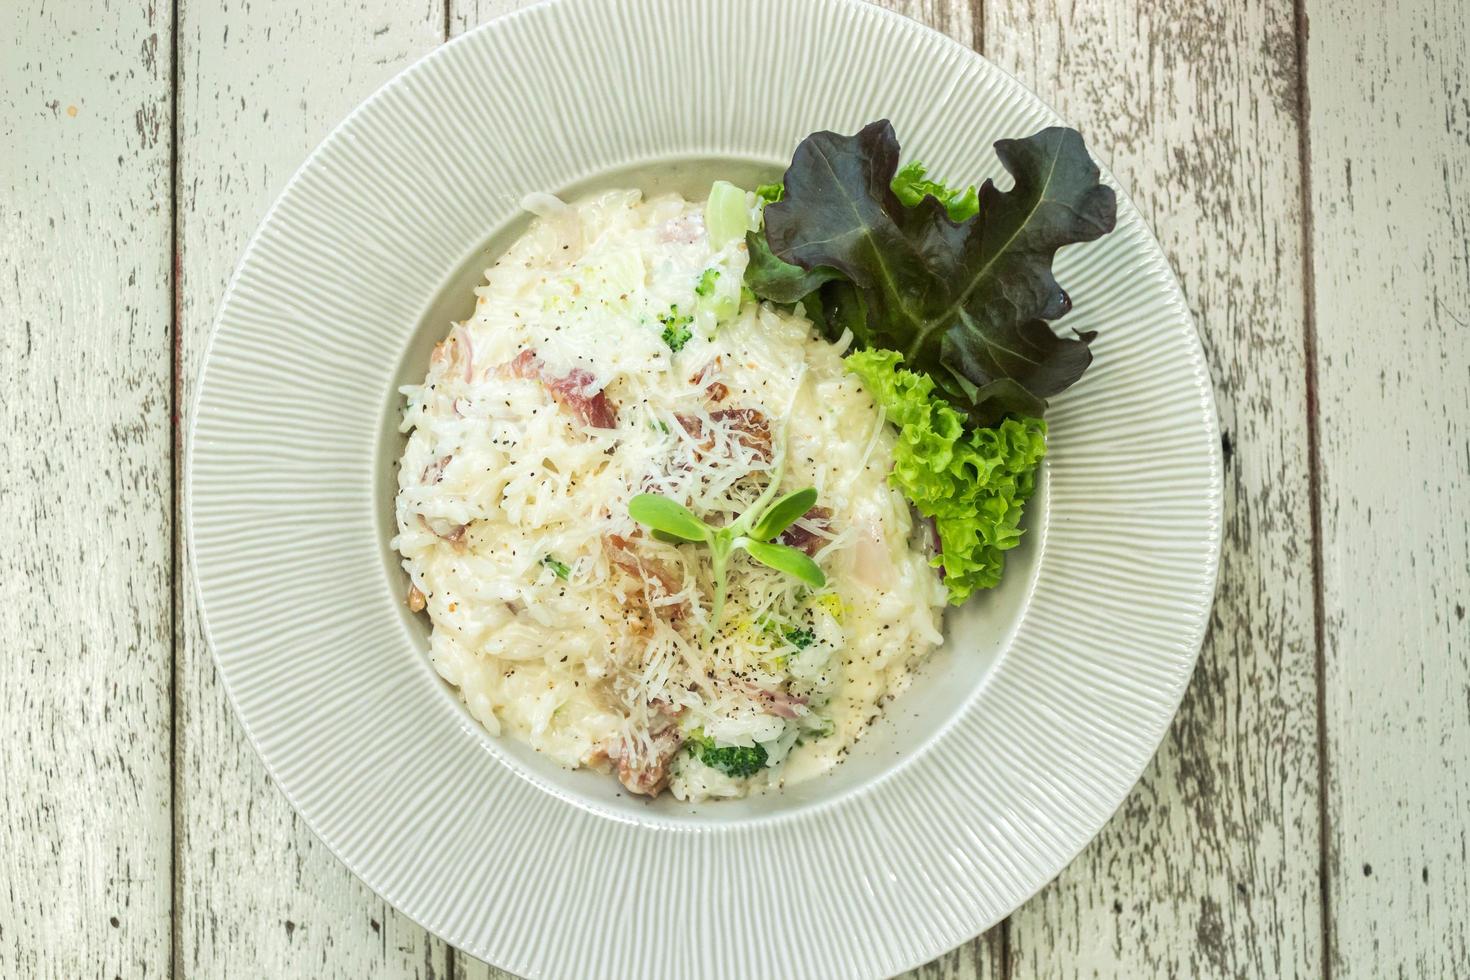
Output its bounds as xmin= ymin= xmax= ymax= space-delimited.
xmin=188 ymin=1 xmax=1222 ymax=976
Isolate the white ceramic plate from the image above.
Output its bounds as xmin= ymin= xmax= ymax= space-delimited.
xmin=187 ymin=1 xmax=1222 ymax=976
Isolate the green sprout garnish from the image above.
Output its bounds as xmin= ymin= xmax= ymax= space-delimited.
xmin=541 ymin=555 xmax=571 ymax=579
xmin=628 ymin=369 xmax=820 ymax=635
xmin=627 ymin=484 xmax=823 ymax=635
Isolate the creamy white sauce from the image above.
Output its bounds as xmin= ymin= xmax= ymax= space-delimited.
xmin=393 ymin=188 xmax=945 ymax=801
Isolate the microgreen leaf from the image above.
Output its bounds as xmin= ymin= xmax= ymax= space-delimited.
xmin=749 ymin=486 xmax=818 ymax=542
xmin=540 ymin=555 xmax=571 ymax=579
xmin=741 ymin=539 xmax=827 ymax=588
xmin=627 ymin=494 xmax=709 ymax=542
xmin=626 ymin=391 xmax=823 ymax=636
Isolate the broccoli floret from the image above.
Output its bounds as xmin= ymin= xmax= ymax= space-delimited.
xmin=658 ymin=305 xmax=693 ymax=352
xmin=687 ymin=732 xmax=768 ymax=778
xmin=694 ymin=268 xmax=720 ymax=297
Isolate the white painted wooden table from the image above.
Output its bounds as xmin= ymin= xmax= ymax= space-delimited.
xmin=3 ymin=0 xmax=1466 ymax=976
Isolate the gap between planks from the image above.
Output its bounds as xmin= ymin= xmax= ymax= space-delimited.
xmin=168 ymin=0 xmax=183 ymax=969
xmin=1290 ymin=0 xmax=1332 ymax=977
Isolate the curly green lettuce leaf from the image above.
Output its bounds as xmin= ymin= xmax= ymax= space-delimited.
xmin=751 ymin=159 xmax=972 ymax=219
xmin=890 ymin=161 xmax=979 ymax=220
xmin=751 ymin=120 xmax=1115 ymax=427
xmin=846 ymin=348 xmax=1046 ymax=603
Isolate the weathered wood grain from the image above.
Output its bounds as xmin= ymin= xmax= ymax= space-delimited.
xmin=981 ymin=1 xmax=1323 ymax=977
xmin=875 ymin=0 xmax=979 ymax=51
xmin=0 ymin=1 xmax=174 ymax=976
xmin=173 ymin=2 xmax=450 ymax=976
xmin=448 ymin=0 xmax=533 ymax=38
xmin=1303 ymin=1 xmax=1470 ymax=974
xmin=14 ymin=0 xmax=1470 ymax=973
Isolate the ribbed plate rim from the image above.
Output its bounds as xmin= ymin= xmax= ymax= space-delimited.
xmin=185 ymin=1 xmax=1223 ymax=976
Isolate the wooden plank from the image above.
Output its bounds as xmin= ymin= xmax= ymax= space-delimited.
xmin=449 ymin=0 xmax=533 ymax=38
xmin=982 ymin=1 xmax=1323 ymax=977
xmin=442 ymin=3 xmax=995 ymax=977
xmin=0 ymin=1 xmax=174 ymax=976
xmin=173 ymin=3 xmax=451 ymax=977
xmin=873 ymin=0 xmax=978 ymax=52
xmin=1304 ymin=1 xmax=1470 ymax=974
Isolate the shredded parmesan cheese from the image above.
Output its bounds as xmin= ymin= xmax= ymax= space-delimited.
xmin=393 ymin=188 xmax=946 ymax=801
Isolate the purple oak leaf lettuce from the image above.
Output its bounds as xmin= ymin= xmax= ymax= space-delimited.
xmin=750 ymin=120 xmax=1116 ymax=425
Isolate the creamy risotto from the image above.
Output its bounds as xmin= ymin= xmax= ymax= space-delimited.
xmin=394 ymin=186 xmax=945 ymax=801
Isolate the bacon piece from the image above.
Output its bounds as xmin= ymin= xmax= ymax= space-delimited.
xmin=452 ymin=325 xmax=475 ymax=382
xmin=690 ymin=357 xmax=727 ymax=402
xmin=604 ymin=532 xmax=645 ymax=577
xmin=500 ymin=348 xmax=542 ymax=379
xmin=544 ymin=368 xmax=618 ymax=429
xmin=420 ymin=454 xmax=452 ymax=485
xmin=419 ymin=514 xmax=467 ymax=544
xmin=596 ymin=726 xmax=684 ymax=797
xmin=431 ymin=327 xmax=476 ymax=382
xmin=673 ymin=414 xmax=713 ymax=453
xmin=674 ymin=408 xmax=772 ymax=461
xmin=737 ymin=679 xmax=809 ymax=719
xmin=498 ymin=349 xmax=618 ymax=429
xmin=649 ymin=698 xmax=683 ymax=718
xmin=712 ymin=409 xmax=771 ymax=458
xmin=689 ymin=358 xmax=721 ymax=386
xmin=605 ymin=534 xmax=686 ymax=624
xmin=603 ymin=534 xmax=660 ymax=635
xmin=777 ymin=506 xmax=831 ymax=556
xmin=605 ymin=534 xmax=684 ymax=602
